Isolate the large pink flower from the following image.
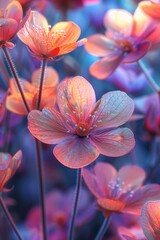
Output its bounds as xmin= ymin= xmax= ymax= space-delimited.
xmin=0 ymin=0 xmax=29 ymax=48
xmin=141 ymin=200 xmax=160 ymax=240
xmin=82 ymin=162 xmax=160 ymax=216
xmin=85 ymin=8 xmax=157 ymax=79
xmin=28 ymin=76 xmax=135 ymax=168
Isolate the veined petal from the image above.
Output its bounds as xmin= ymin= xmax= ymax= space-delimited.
xmin=28 ymin=108 xmax=69 ymax=144
xmin=57 ymin=76 xmax=96 ymax=122
xmin=49 ymin=21 xmax=80 ymax=46
xmin=6 ymin=92 xmax=33 ymax=115
xmin=104 ymin=9 xmax=134 ymax=37
xmin=82 ymin=168 xmax=105 ymax=199
xmin=31 ymin=67 xmax=59 ymax=88
xmin=53 ymin=137 xmax=99 ymax=168
xmin=0 ymin=19 xmax=18 ymax=41
xmin=93 ymin=162 xmax=117 ymax=196
xmin=124 ymin=184 xmax=160 ymax=215
xmin=90 ymin=91 xmax=134 ymax=128
xmin=90 ymin=128 xmax=135 ymax=157
xmin=6 ymin=1 xmax=23 ymax=23
xmin=56 ymin=42 xmax=78 ymax=56
xmin=123 ymin=41 xmax=150 ymax=63
xmin=26 ymin=11 xmax=49 ymax=34
xmin=141 ymin=200 xmax=160 ymax=240
xmin=118 ymin=165 xmax=146 ymax=191
xmin=85 ymin=34 xmax=116 ymax=57
xmin=90 ymin=53 xmax=123 ymax=79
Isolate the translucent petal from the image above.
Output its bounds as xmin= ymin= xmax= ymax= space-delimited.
xmin=90 ymin=128 xmax=135 ymax=157
xmin=141 ymin=200 xmax=160 ymax=240
xmin=89 ymin=91 xmax=134 ymax=128
xmin=85 ymin=34 xmax=116 ymax=57
xmin=6 ymin=1 xmax=23 ymax=23
xmin=57 ymin=76 xmax=96 ymax=122
xmin=104 ymin=9 xmax=134 ymax=37
xmin=0 ymin=19 xmax=18 ymax=41
xmin=53 ymin=137 xmax=99 ymax=168
xmin=90 ymin=53 xmax=123 ymax=79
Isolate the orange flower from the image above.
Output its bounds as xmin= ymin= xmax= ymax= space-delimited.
xmin=6 ymin=67 xmax=59 ymax=115
xmin=0 ymin=0 xmax=28 ymax=48
xmin=0 ymin=150 xmax=22 ymax=191
xmin=18 ymin=11 xmax=87 ymax=60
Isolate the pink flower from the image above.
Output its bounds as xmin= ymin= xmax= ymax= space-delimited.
xmin=119 ymin=226 xmax=146 ymax=240
xmin=28 ymin=76 xmax=135 ymax=168
xmin=6 ymin=67 xmax=59 ymax=115
xmin=17 ymin=11 xmax=87 ymax=60
xmin=0 ymin=0 xmax=29 ymax=48
xmin=26 ymin=188 xmax=95 ymax=238
xmin=141 ymin=200 xmax=160 ymax=240
xmin=82 ymin=162 xmax=160 ymax=216
xmin=85 ymin=8 xmax=157 ymax=79
xmin=0 ymin=150 xmax=22 ymax=191
xmin=135 ymin=93 xmax=160 ymax=137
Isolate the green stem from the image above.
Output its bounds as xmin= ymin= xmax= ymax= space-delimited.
xmin=0 ymin=197 xmax=22 ymax=240
xmin=2 ymin=46 xmax=30 ymax=113
xmin=138 ymin=60 xmax=160 ymax=92
xmin=68 ymin=168 xmax=82 ymax=240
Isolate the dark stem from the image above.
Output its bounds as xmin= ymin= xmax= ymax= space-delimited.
xmin=68 ymin=168 xmax=82 ymax=240
xmin=138 ymin=60 xmax=160 ymax=92
xmin=95 ymin=217 xmax=111 ymax=240
xmin=36 ymin=59 xmax=47 ymax=110
xmin=2 ymin=45 xmax=30 ymax=113
xmin=0 ymin=196 xmax=22 ymax=240
xmin=35 ymin=139 xmax=47 ymax=240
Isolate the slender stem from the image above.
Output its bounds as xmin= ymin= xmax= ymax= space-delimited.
xmin=2 ymin=46 xmax=30 ymax=113
xmin=0 ymin=197 xmax=22 ymax=240
xmin=36 ymin=59 xmax=47 ymax=110
xmin=95 ymin=217 xmax=111 ymax=240
xmin=138 ymin=60 xmax=160 ymax=92
xmin=35 ymin=139 xmax=47 ymax=240
xmin=68 ymin=168 xmax=82 ymax=240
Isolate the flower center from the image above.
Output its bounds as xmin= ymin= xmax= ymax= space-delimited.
xmin=117 ymin=40 xmax=132 ymax=53
xmin=75 ymin=122 xmax=90 ymax=137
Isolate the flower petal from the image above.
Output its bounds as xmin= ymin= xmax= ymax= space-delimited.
xmin=141 ymin=200 xmax=160 ymax=240
xmin=6 ymin=1 xmax=23 ymax=23
xmin=57 ymin=76 xmax=96 ymax=122
xmin=123 ymin=41 xmax=150 ymax=63
xmin=118 ymin=165 xmax=146 ymax=191
xmin=0 ymin=19 xmax=18 ymax=41
xmin=124 ymin=184 xmax=160 ymax=215
xmin=118 ymin=227 xmax=138 ymax=240
xmin=90 ymin=91 xmax=134 ymax=128
xmin=28 ymin=108 xmax=69 ymax=144
xmin=97 ymin=198 xmax=125 ymax=215
xmin=90 ymin=53 xmax=123 ymax=79
xmin=49 ymin=21 xmax=80 ymax=46
xmin=104 ymin=9 xmax=134 ymax=37
xmin=6 ymin=92 xmax=33 ymax=115
xmin=85 ymin=34 xmax=116 ymax=57
xmin=31 ymin=67 xmax=59 ymax=89
xmin=139 ymin=1 xmax=160 ymax=19
xmin=91 ymin=128 xmax=135 ymax=157
xmin=53 ymin=137 xmax=99 ymax=168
